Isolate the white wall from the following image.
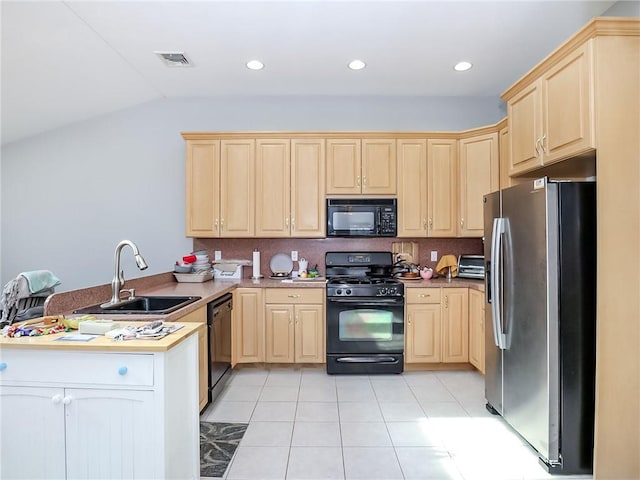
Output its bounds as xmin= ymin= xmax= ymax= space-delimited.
xmin=1 ymin=95 xmax=504 ymax=291
xmin=604 ymin=1 xmax=640 ymax=16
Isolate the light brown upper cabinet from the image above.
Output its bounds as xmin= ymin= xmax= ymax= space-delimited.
xmin=185 ymin=138 xmax=255 ymax=238
xmin=255 ymin=138 xmax=326 ymax=238
xmin=291 ymin=139 xmax=326 ymax=237
xmin=506 ymin=41 xmax=595 ymax=176
xmin=185 ymin=139 xmax=220 ymax=237
xmin=220 ymin=139 xmax=256 ymax=237
xmin=427 ymin=139 xmax=458 ymax=237
xmin=458 ymin=133 xmax=499 ymax=237
xmin=498 ymin=125 xmax=514 ymax=190
xmin=256 ymin=139 xmax=291 ymax=237
xmin=326 ymin=139 xmax=396 ymax=195
xmin=397 ymin=139 xmax=428 ymax=237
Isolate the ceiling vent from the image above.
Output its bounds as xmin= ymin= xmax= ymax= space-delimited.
xmin=155 ymin=52 xmax=193 ymax=67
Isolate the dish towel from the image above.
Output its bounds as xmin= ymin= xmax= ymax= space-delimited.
xmin=436 ymin=255 xmax=458 ymax=277
xmin=19 ymin=270 xmax=61 ymax=294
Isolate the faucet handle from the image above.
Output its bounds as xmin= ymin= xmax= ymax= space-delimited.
xmin=119 ymin=288 xmax=135 ymax=301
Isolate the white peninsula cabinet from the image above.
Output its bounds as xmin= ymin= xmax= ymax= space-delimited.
xmin=0 ymin=326 xmax=200 ymax=480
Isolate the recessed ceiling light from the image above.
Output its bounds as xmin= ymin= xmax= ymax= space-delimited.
xmin=246 ymin=60 xmax=264 ymax=70
xmin=454 ymin=61 xmax=473 ymax=72
xmin=348 ymin=59 xmax=366 ymax=70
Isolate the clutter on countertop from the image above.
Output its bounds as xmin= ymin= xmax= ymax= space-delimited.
xmin=174 ymin=271 xmax=213 ymax=283
xmin=107 ymin=321 xmax=184 ymax=341
xmin=2 ymin=315 xmax=67 ymax=338
xmin=436 ymin=254 xmax=458 ymax=278
xmin=213 ymin=259 xmax=251 ymax=279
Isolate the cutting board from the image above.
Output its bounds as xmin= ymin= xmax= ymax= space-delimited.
xmin=392 ymin=241 xmax=419 ymax=264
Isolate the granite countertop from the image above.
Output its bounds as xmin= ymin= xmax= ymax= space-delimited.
xmin=41 ymin=272 xmax=483 ymax=322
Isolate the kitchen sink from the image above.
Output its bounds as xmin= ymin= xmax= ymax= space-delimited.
xmin=73 ymin=295 xmax=201 ymax=315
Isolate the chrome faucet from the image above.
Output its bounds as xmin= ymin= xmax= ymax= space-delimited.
xmin=101 ymin=240 xmax=148 ymax=308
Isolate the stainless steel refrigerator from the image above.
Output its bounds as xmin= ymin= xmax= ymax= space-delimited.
xmin=483 ymin=178 xmax=596 ymax=475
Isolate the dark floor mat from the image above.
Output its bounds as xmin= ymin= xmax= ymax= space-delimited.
xmin=200 ymin=421 xmax=248 ymax=478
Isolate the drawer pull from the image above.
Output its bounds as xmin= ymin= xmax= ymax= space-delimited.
xmin=118 ymin=366 xmax=128 ymax=376
xmin=418 ymin=294 xmax=431 ymax=298
xmin=288 ymin=294 xmax=301 ymax=298
xmin=0 ymin=362 xmax=6 ymax=371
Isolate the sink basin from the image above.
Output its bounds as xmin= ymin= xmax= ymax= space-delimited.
xmin=73 ymin=295 xmax=201 ymax=315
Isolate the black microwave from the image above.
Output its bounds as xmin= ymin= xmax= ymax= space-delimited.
xmin=326 ymin=198 xmax=397 ymax=237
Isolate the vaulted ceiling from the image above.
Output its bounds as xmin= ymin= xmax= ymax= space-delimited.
xmin=1 ymin=1 xmax=618 ymax=145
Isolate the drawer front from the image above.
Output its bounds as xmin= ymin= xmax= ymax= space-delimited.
xmin=0 ymin=349 xmax=154 ymax=387
xmin=265 ymin=288 xmax=324 ymax=304
xmin=406 ymin=288 xmax=441 ymax=304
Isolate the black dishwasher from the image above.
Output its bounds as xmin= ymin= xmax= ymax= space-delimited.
xmin=207 ymin=293 xmax=233 ymax=403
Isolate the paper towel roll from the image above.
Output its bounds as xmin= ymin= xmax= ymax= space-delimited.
xmin=252 ymin=250 xmax=261 ymax=278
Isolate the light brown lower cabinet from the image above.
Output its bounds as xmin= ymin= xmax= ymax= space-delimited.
xmin=405 ymin=287 xmax=469 ymax=364
xmin=233 ymin=288 xmax=264 ymax=364
xmin=468 ymin=288 xmax=485 ymax=374
xmin=177 ymin=306 xmax=208 ymax=411
xmin=265 ymin=288 xmax=325 ymax=363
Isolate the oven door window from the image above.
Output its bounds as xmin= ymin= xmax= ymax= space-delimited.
xmin=339 ymin=309 xmax=393 ymax=341
xmin=332 ymin=211 xmax=374 ymax=233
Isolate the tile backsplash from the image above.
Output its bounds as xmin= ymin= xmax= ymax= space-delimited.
xmin=193 ymin=237 xmax=483 ymax=277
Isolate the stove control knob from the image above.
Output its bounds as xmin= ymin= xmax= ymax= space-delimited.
xmin=345 ymin=289 xmax=352 ymax=296
xmin=336 ymin=289 xmax=342 ymax=295
xmin=379 ymin=288 xmax=387 ymax=296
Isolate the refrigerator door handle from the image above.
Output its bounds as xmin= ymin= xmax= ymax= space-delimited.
xmin=491 ymin=217 xmax=507 ymax=349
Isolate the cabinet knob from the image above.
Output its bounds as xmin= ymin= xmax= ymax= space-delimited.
xmin=0 ymin=362 xmax=6 ymax=371
xmin=118 ymin=366 xmax=128 ymax=376
xmin=63 ymin=396 xmax=72 ymax=405
xmin=51 ymin=394 xmax=63 ymax=404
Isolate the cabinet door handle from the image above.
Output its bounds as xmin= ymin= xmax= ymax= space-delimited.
xmin=285 ymin=217 xmax=289 ymax=228
xmin=460 ymin=218 xmax=464 ymax=229
xmin=428 ymin=218 xmax=433 ymax=230
xmin=220 ymin=218 xmax=224 ymax=230
xmin=407 ymin=314 xmax=411 ymax=326
xmin=214 ymin=219 xmax=219 ymax=233
xmin=423 ymin=219 xmax=427 ymax=230
xmin=356 ymin=175 xmax=361 ymax=186
xmin=541 ymin=134 xmax=547 ymax=154
xmin=444 ymin=295 xmax=449 ymax=309
xmin=51 ymin=394 xmax=63 ymax=404
xmin=291 ymin=218 xmax=295 ymax=230
xmin=362 ymin=176 xmax=367 ymax=186
xmin=62 ymin=396 xmax=72 ymax=405
xmin=535 ymin=138 xmax=542 ymax=157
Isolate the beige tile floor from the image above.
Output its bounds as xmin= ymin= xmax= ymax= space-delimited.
xmin=200 ymin=366 xmax=593 ymax=480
